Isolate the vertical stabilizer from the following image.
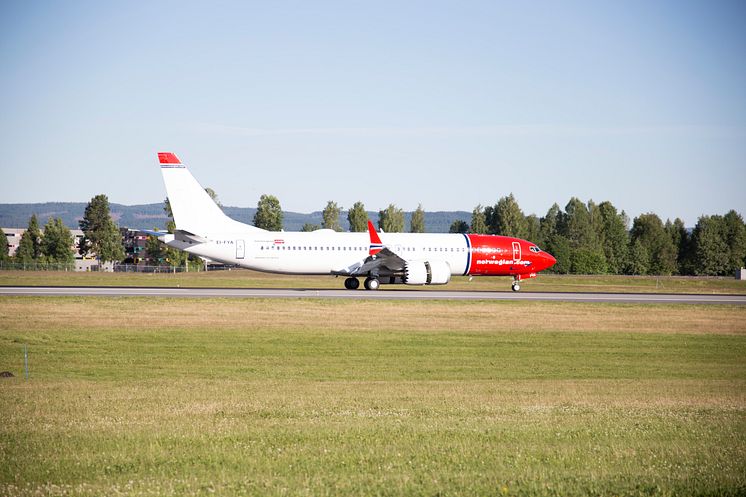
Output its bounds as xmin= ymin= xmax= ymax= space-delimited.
xmin=158 ymin=152 xmax=262 ymax=235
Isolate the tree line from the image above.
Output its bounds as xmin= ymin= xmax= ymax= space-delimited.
xmin=2 ymin=194 xmax=125 ymax=266
xmin=449 ymin=194 xmax=745 ymax=277
xmin=5 ymin=191 xmax=744 ymax=277
xmin=2 ymin=214 xmax=75 ymax=265
xmin=252 ymin=195 xmax=428 ymax=234
xmin=252 ymin=193 xmax=745 ymax=277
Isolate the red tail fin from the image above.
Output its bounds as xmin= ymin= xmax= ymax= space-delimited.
xmin=367 ymin=220 xmax=383 ymax=256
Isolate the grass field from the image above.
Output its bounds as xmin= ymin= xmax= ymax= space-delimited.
xmin=1 ymin=297 xmax=745 ymax=496
xmin=1 ymin=269 xmax=745 ymax=294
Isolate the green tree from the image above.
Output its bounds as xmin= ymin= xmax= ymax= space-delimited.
xmin=253 ymin=194 xmax=283 ymax=231
xmin=322 ymin=201 xmax=342 ymax=231
xmin=301 ymin=223 xmax=320 ymax=232
xmin=79 ymin=194 xmax=125 ymax=263
xmin=41 ymin=217 xmax=74 ymax=264
xmin=15 ymin=214 xmax=42 ymax=263
xmin=145 ymin=233 xmax=166 ymax=265
xmin=665 ymin=218 xmax=689 ymax=275
xmin=627 ymin=238 xmax=651 ymax=275
xmin=410 ymin=204 xmax=425 ymax=233
xmin=378 ymin=204 xmax=404 ymax=233
xmin=564 ymin=198 xmax=596 ymax=247
xmin=492 ymin=194 xmax=527 ymax=238
xmin=347 ymin=202 xmax=368 ymax=232
xmin=563 ymin=198 xmax=607 ymax=274
xmin=0 ymin=229 xmax=8 ymax=264
xmin=449 ymin=220 xmax=469 ymax=234
xmin=723 ymin=210 xmax=746 ymax=273
xmin=470 ymin=204 xmax=488 ymax=234
xmin=539 ymin=203 xmax=562 ymax=247
xmin=630 ymin=213 xmax=677 ymax=275
xmin=545 ymin=234 xmax=571 ymax=274
xmin=598 ymin=201 xmax=629 ymax=275
xmin=571 ymin=248 xmax=608 ymax=274
xmin=525 ymin=214 xmax=540 ymax=243
xmin=690 ymin=215 xmax=729 ymax=276
xmin=539 ymin=203 xmax=570 ymax=273
xmin=483 ymin=205 xmax=496 ymax=234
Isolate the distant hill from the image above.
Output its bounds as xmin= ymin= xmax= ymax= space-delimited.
xmin=0 ymin=202 xmax=471 ymax=233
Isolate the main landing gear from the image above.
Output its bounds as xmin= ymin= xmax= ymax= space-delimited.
xmin=344 ymin=277 xmax=380 ymax=290
xmin=364 ymin=277 xmax=380 ymax=291
xmin=511 ymin=278 xmax=521 ymax=292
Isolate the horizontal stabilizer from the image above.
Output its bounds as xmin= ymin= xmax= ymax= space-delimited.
xmin=173 ymin=229 xmax=208 ymax=244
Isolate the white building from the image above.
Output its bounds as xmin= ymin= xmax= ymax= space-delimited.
xmin=3 ymin=228 xmax=86 ymax=258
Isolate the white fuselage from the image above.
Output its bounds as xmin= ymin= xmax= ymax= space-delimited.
xmin=171 ymin=229 xmax=471 ymax=276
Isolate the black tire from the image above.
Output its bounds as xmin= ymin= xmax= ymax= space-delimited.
xmin=364 ymin=277 xmax=380 ymax=290
xmin=344 ymin=277 xmax=360 ymax=290
xmin=512 ymin=283 xmax=521 ymax=292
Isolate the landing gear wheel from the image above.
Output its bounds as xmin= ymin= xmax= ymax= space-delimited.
xmin=364 ymin=277 xmax=380 ymax=291
xmin=511 ymin=282 xmax=521 ymax=292
xmin=344 ymin=277 xmax=360 ymax=290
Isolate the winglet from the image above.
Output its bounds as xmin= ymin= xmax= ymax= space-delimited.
xmin=367 ymin=220 xmax=383 ymax=256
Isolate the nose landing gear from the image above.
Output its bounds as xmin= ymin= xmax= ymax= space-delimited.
xmin=511 ymin=273 xmax=532 ymax=292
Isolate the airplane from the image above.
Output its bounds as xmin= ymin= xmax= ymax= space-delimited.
xmin=153 ymin=152 xmax=556 ymax=291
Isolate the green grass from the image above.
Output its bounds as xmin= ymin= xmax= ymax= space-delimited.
xmin=1 ymin=298 xmax=745 ymax=496
xmin=1 ymin=269 xmax=745 ymax=294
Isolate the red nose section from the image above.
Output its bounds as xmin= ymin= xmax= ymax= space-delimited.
xmin=541 ymin=251 xmax=557 ymax=270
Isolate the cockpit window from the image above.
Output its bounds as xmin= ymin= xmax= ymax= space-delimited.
xmin=529 ymin=246 xmax=541 ymax=253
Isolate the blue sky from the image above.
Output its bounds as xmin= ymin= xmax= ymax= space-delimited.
xmin=1 ymin=0 xmax=744 ymax=226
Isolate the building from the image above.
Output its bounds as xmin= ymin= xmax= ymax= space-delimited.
xmin=3 ymin=226 xmax=211 ymax=272
xmin=3 ymin=228 xmax=86 ymax=258
xmin=3 ymin=227 xmax=98 ymax=270
xmin=121 ymin=228 xmax=158 ymax=265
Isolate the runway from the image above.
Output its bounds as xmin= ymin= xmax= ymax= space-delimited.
xmin=1 ymin=286 xmax=745 ymax=304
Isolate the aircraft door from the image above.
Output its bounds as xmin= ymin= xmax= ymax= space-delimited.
xmin=236 ymin=240 xmax=245 ymax=259
xmin=512 ymin=241 xmax=521 ymax=261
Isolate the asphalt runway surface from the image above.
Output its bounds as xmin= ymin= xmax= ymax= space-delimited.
xmin=1 ymin=286 xmax=745 ymax=304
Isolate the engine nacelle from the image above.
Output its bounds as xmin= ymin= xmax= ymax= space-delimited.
xmin=403 ymin=260 xmax=451 ymax=285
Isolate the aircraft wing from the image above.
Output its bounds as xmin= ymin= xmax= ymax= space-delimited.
xmin=334 ymin=247 xmax=407 ymax=277
xmin=333 ymin=221 xmax=407 ymax=276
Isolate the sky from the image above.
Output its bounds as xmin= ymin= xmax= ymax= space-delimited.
xmin=1 ymin=0 xmax=744 ymax=226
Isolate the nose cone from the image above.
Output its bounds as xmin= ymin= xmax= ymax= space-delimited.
xmin=542 ymin=251 xmax=557 ymax=270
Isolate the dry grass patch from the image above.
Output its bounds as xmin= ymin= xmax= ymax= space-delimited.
xmin=0 ymin=297 xmax=743 ymax=336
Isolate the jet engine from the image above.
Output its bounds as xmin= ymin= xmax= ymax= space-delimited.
xmin=403 ymin=260 xmax=451 ymax=285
